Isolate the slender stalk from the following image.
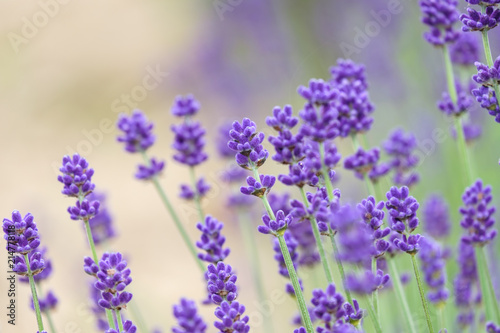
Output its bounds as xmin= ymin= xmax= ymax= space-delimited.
xmin=363 ymin=294 xmax=383 ymax=333
xmin=475 ymin=245 xmax=500 ymax=323
xmin=318 ymin=141 xmax=353 ymax=304
xmin=37 ymin=284 xmax=57 ymax=333
xmin=371 ymin=258 xmax=379 ymax=320
xmin=350 ymin=135 xmax=377 ymax=198
xmin=480 ymin=20 xmax=500 ymax=106
xmin=189 ymin=166 xmax=205 ymax=223
xmin=140 ymin=151 xmax=205 ymax=273
xmin=277 ymin=233 xmax=314 ymax=333
xmin=410 ymin=254 xmax=434 ymax=333
xmin=84 ymin=219 xmax=99 ymax=264
xmin=388 ymin=258 xmax=417 ymax=333
xmin=106 ymin=310 xmax=116 ymax=330
xmin=443 ymin=44 xmax=474 ymax=185
xmin=25 ymin=254 xmax=45 ymax=332
xmin=237 ymin=210 xmax=274 ymax=333
xmin=298 ymin=187 xmax=334 ymax=285
xmin=253 ymin=167 xmax=313 ymax=333
xmin=329 ymin=233 xmax=352 ymax=305
xmin=116 ymin=309 xmax=124 ymax=332
xmin=437 ymin=303 xmax=445 ymax=333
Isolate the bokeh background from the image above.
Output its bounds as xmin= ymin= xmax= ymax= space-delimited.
xmin=1 ymin=0 xmax=500 ymax=332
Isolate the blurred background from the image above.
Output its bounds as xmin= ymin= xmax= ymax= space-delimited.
xmin=1 ymin=0 xmax=500 ymax=332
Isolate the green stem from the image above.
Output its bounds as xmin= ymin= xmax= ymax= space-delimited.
xmin=25 ymin=254 xmax=45 ymax=332
xmin=371 ymin=258 xmax=379 ymax=320
xmin=363 ymin=294 xmax=383 ymax=333
xmin=410 ymin=254 xmax=434 ymax=333
xmin=481 ymin=26 xmax=500 ymax=132
xmin=443 ymin=44 xmax=475 ymax=185
xmin=318 ymin=141 xmax=353 ymax=304
xmin=189 ymin=166 xmax=205 ymax=223
xmin=299 ymin=187 xmax=334 ymax=285
xmin=116 ymin=309 xmax=124 ymax=332
xmin=140 ymin=151 xmax=205 ymax=273
xmin=437 ymin=303 xmax=446 ymax=333
xmin=106 ymin=310 xmax=116 ymax=330
xmin=37 ymin=284 xmax=57 ymax=333
xmin=475 ymin=245 xmax=500 ymax=323
xmin=277 ymin=233 xmax=314 ymax=333
xmin=350 ymin=135 xmax=377 ymax=198
xmin=237 ymin=210 xmax=274 ymax=333
xmin=329 ymin=233 xmax=353 ymax=305
xmin=388 ymin=258 xmax=417 ymax=333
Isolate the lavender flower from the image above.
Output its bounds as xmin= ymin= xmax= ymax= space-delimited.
xmin=298 ymin=104 xmax=339 ymax=142
xmin=267 ymin=105 xmax=305 ymax=165
xmin=471 ymin=85 xmax=500 ymax=122
xmin=454 ymin=240 xmax=480 ymax=327
xmin=418 ymin=237 xmax=450 ymax=304
xmin=214 ymin=301 xmax=250 ymax=333
xmin=31 ymin=290 xmax=58 ymax=312
xmin=344 ymin=148 xmax=380 ymax=180
xmin=105 ymin=320 xmax=137 ymax=333
xmin=330 ymin=59 xmax=367 ymax=88
xmin=171 ymin=121 xmax=208 ymax=166
xmin=450 ymin=32 xmax=480 ymax=66
xmin=117 ymin=110 xmax=155 ymax=153
xmin=240 ymin=175 xmax=276 ymax=198
xmin=297 ymin=79 xmax=338 ymax=106
xmin=437 ymin=83 xmax=473 ymax=116
xmin=420 ymin=0 xmax=460 ymax=46
xmin=206 ymin=262 xmax=237 ymax=304
xmin=93 ymin=252 xmax=133 ymax=310
xmin=386 ymin=186 xmax=422 ymax=254
xmin=86 ymin=192 xmax=116 ymax=245
xmin=3 ymin=211 xmax=41 ymax=255
xmin=459 ymin=179 xmax=497 ymax=245
xmin=171 ymin=95 xmax=200 ymax=117
xmin=135 ymin=158 xmax=165 ymax=180
xmin=311 ymin=283 xmax=345 ymax=324
xmin=266 ymin=104 xmax=299 ymax=130
xmin=196 ymin=216 xmax=230 ymax=263
xmin=487 ymin=322 xmax=500 ymax=333
xmin=172 ymin=298 xmax=207 ymax=333
xmin=180 ymin=178 xmax=210 ymax=200
xmin=227 ymin=118 xmax=269 ymax=170
xmin=422 ymin=194 xmax=451 ymax=238
xmin=473 ymin=58 xmax=500 ymax=86
xmin=346 ymin=269 xmax=390 ymax=295
xmin=258 ymin=210 xmax=291 ymax=236
xmin=461 ymin=6 xmax=500 ymax=32
xmin=357 ymin=196 xmax=391 ymax=258
xmin=383 ymin=128 xmax=420 ymax=187
xmin=58 ymin=154 xmax=95 ymax=197
xmin=19 ymin=247 xmax=52 ymax=283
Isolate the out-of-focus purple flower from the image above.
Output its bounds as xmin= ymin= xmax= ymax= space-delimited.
xmin=171 ymin=121 xmax=208 ymax=166
xmin=93 ymin=252 xmax=133 ymax=310
xmin=461 ymin=6 xmax=500 ymax=32
xmin=117 ymin=110 xmax=155 ymax=153
xmin=171 ymin=95 xmax=200 ymax=118
xmin=346 ymin=269 xmax=390 ymax=295
xmin=450 ymin=32 xmax=480 ymax=66
xmin=422 ymin=194 xmax=451 ymax=238
xmin=216 ymin=123 xmax=235 ymax=158
xmin=471 ymin=85 xmax=500 ymax=122
xmin=206 ymin=262 xmax=237 ymax=305
xmin=438 ymin=82 xmax=473 ymax=116
xmin=228 ymin=118 xmax=269 ymax=169
xmin=273 ymin=231 xmax=299 ymax=277
xmin=85 ymin=192 xmax=116 ymax=245
xmin=31 ymin=290 xmax=58 ymax=312
xmin=298 ymin=103 xmax=340 ymax=142
xmin=344 ymin=148 xmax=380 ymax=180
xmin=179 ymin=178 xmax=210 ymax=200
xmin=196 ymin=216 xmax=230 ymax=263
xmin=258 ymin=210 xmax=291 ymax=236
xmin=240 ymin=175 xmax=276 ymax=198
xmin=135 ymin=158 xmax=165 ymax=180
xmin=452 ymin=121 xmax=482 ymax=143
xmin=384 ymin=128 xmax=420 ymax=187
xmin=343 ymin=299 xmax=363 ymax=326
xmin=172 ymin=298 xmax=207 ymax=333
xmin=487 ymin=322 xmax=500 ymax=333
xmin=105 ymin=320 xmax=137 ymax=333
xmin=285 ymin=279 xmax=304 ymax=297
xmin=419 ymin=237 xmax=450 ymax=304
xmin=459 ymin=179 xmax=497 ymax=245
xmin=58 ymin=154 xmax=95 ymax=197
xmin=473 ymin=58 xmax=500 ymax=86
xmin=214 ymin=301 xmax=250 ymax=333
xmin=298 ymin=79 xmax=338 ymax=106
xmin=89 ymin=283 xmax=108 ymax=331
xmin=368 ymin=162 xmax=391 ymax=183
xmin=454 ymin=240 xmax=480 ymax=327
xmin=333 ymin=205 xmax=375 ymax=265
xmin=420 ymin=0 xmax=460 ymax=46
xmin=464 ymin=0 xmax=500 ymax=5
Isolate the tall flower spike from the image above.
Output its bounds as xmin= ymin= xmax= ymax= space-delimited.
xmin=3 ymin=211 xmax=41 ymax=255
xmin=214 ymin=301 xmax=250 ymax=333
xmin=117 ymin=110 xmax=155 ymax=153
xmin=58 ymin=154 xmax=95 ymax=197
xmin=227 ymin=118 xmax=269 ymax=169
xmin=196 ymin=216 xmax=230 ymax=263
xmin=420 ymin=0 xmax=460 ymax=46
xmin=93 ymin=252 xmax=133 ymax=311
xmin=459 ymin=179 xmax=497 ymax=245
xmin=172 ymin=298 xmax=207 ymax=333
xmin=171 ymin=121 xmax=208 ymax=166
xmin=460 ymin=6 xmax=500 ymax=32
xmin=206 ymin=262 xmax=237 ymax=305
xmin=422 ymin=194 xmax=451 ymax=238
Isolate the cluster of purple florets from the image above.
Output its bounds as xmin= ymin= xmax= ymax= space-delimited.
xmin=419 ymin=0 xmax=460 ymax=46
